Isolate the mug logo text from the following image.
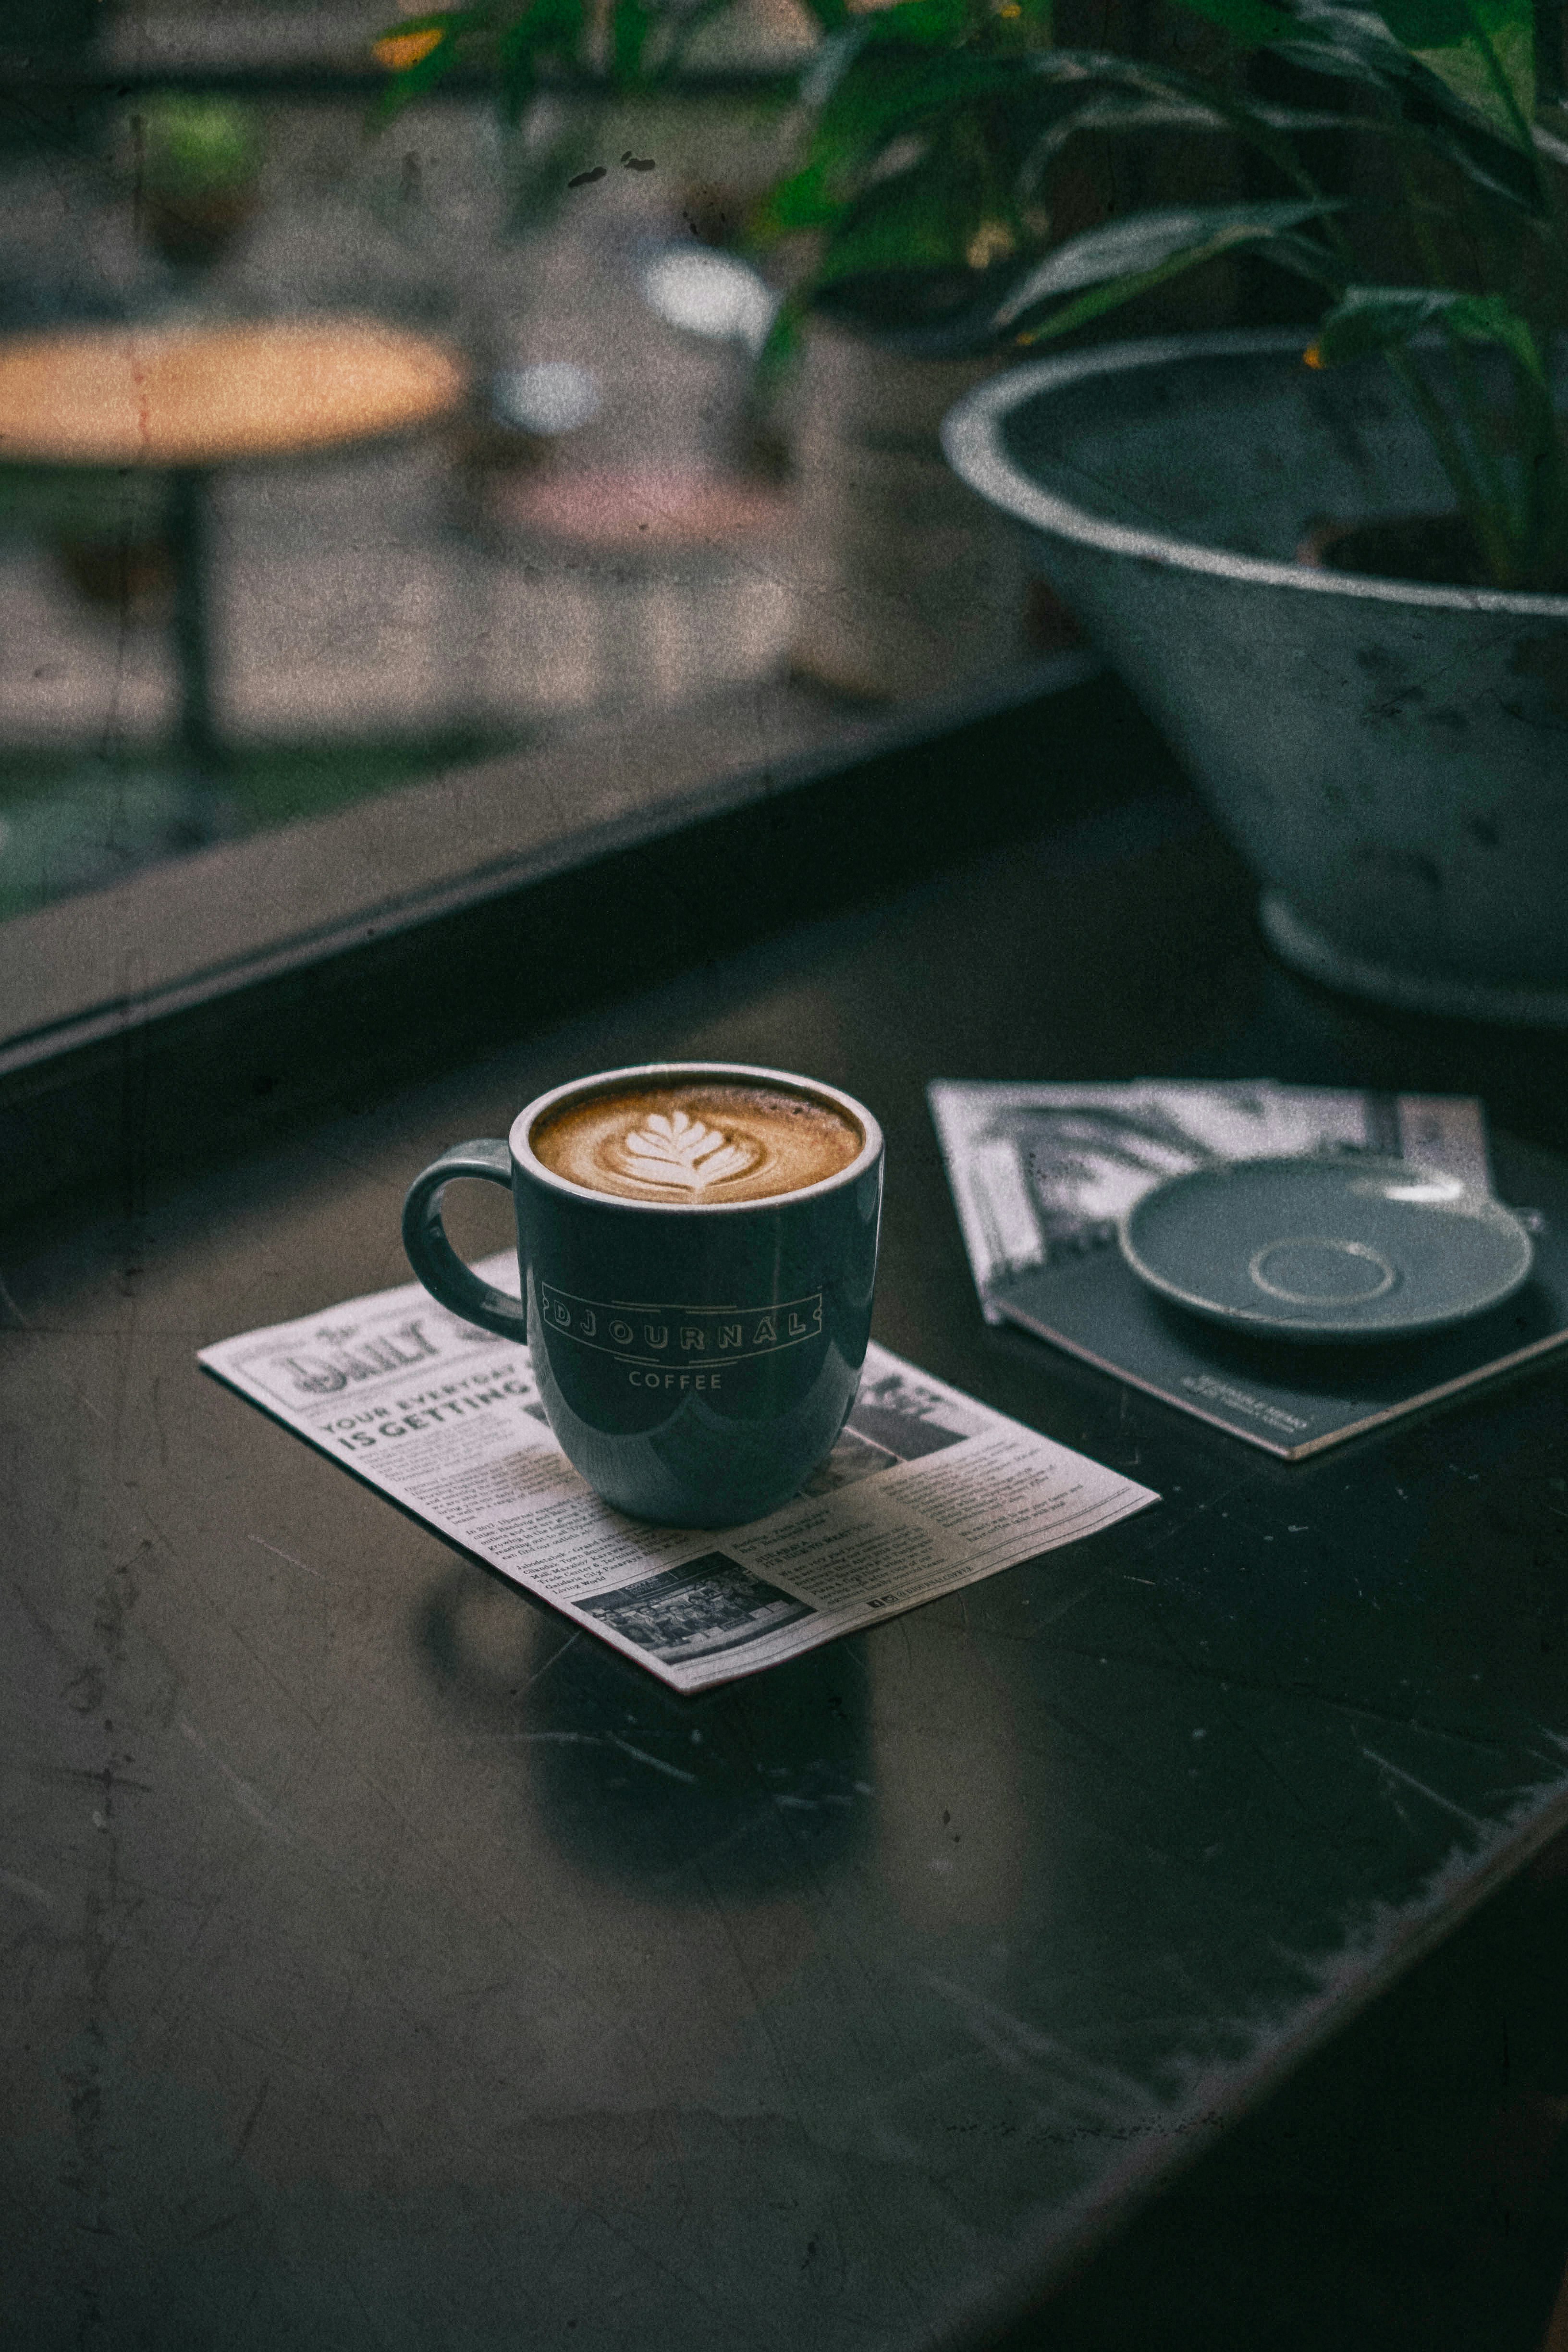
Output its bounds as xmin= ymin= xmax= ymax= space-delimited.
xmin=539 ymin=1286 xmax=822 ymax=1366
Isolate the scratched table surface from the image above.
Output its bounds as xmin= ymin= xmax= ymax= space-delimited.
xmin=4 ymin=783 xmax=1568 ymax=2352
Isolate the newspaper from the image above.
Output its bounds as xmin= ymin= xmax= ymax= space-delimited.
xmin=927 ymin=1078 xmax=1493 ymax=1324
xmin=199 ymin=1253 xmax=1158 ymax=1695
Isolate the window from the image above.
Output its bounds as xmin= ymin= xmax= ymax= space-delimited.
xmin=0 ymin=0 xmax=1078 ymax=1197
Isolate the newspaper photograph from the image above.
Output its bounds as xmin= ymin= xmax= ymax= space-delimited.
xmin=199 ymin=1254 xmax=1158 ymax=1695
xmin=927 ymin=1078 xmax=1492 ymax=1323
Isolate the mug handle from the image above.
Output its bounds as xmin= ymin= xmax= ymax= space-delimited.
xmin=402 ymin=1139 xmax=529 ymax=1343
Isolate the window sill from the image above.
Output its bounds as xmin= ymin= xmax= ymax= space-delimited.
xmin=0 ymin=650 xmax=1193 ymax=1230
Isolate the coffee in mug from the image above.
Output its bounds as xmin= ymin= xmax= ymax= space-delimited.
xmin=530 ymin=1078 xmax=863 ymax=1203
xmin=403 ymin=1064 xmax=883 ymax=1526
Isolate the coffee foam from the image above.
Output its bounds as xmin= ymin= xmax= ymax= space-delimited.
xmin=531 ymin=1080 xmax=862 ymax=1204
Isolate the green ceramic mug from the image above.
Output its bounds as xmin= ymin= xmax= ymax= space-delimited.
xmin=403 ymin=1062 xmax=884 ymax=1525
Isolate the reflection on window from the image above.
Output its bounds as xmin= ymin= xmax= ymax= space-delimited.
xmin=0 ymin=2 xmax=1036 ymax=926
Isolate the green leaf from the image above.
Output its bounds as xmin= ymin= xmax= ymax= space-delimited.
xmin=755 ymin=292 xmax=807 ymax=381
xmin=1308 ymin=281 xmax=1565 ymax=585
xmin=1160 ymin=0 xmax=1549 ymax=220
xmin=1017 ymin=88 xmax=1242 ymax=183
xmin=1371 ymin=0 xmax=1533 ymax=135
xmin=1312 ymin=283 xmax=1547 ymax=374
xmin=610 ymin=0 xmax=654 ymax=84
xmin=797 ymin=44 xmax=1302 ymax=243
xmin=748 ymin=155 xmax=845 ymax=240
xmin=1002 ymin=46 xmax=1360 ymax=197
xmin=992 ymin=198 xmax=1342 ymax=331
xmin=798 ymin=22 xmax=870 ymax=108
xmin=1260 ymin=0 xmax=1545 ymax=209
xmin=812 ymin=50 xmax=1030 ymax=159
xmin=810 ymin=138 xmax=996 ymax=289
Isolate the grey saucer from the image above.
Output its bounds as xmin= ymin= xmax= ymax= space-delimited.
xmin=1119 ymin=1154 xmax=1535 ymax=1343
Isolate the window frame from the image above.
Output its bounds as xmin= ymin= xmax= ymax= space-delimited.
xmin=0 ymin=655 xmax=1152 ymax=1227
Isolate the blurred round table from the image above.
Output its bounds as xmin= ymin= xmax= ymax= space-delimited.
xmin=0 ymin=316 xmax=467 ymax=768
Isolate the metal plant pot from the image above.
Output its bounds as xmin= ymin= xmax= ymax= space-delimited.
xmin=789 ymin=322 xmax=1034 ymax=702
xmin=943 ymin=329 xmax=1568 ymax=1025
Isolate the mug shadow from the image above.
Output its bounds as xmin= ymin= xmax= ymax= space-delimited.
xmin=414 ymin=1564 xmax=874 ymax=1903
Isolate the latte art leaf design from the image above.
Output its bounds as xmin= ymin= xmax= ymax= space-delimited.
xmin=618 ymin=1109 xmax=758 ymax=1191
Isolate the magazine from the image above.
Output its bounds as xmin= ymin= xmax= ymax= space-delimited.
xmin=199 ymin=1253 xmax=1158 ymax=1694
xmin=928 ymin=1080 xmax=1568 ymax=1460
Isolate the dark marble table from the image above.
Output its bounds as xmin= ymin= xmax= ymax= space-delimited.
xmin=4 ymin=759 xmax=1568 ymax=2351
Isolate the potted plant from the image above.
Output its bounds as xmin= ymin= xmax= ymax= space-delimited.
xmin=913 ymin=0 xmax=1568 ymax=1019
xmin=374 ymin=0 xmax=1069 ymax=696
xmin=738 ymin=0 xmax=1066 ymax=695
xmin=379 ymin=0 xmax=1568 ymax=1010
xmin=135 ymin=96 xmax=266 ymax=269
